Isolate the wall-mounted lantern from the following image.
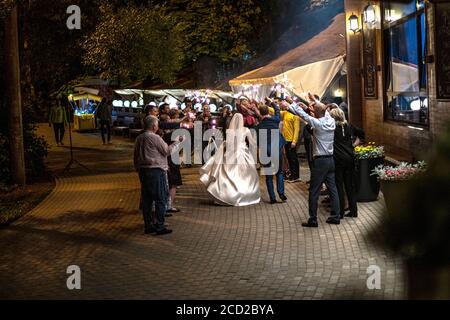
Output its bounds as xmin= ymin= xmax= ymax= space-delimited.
xmin=363 ymin=4 xmax=377 ymax=25
xmin=348 ymin=13 xmax=360 ymax=33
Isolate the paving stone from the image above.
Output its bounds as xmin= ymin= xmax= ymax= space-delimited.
xmin=0 ymin=126 xmax=405 ymax=299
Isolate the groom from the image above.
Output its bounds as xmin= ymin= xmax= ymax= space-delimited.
xmin=254 ymin=98 xmax=287 ymax=204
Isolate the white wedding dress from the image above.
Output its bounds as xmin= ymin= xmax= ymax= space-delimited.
xmin=200 ymin=114 xmax=261 ymax=206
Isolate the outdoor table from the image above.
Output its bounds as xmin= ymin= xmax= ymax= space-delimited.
xmin=112 ymin=126 xmax=129 ymax=137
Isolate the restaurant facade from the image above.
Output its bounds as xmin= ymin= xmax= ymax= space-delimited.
xmin=344 ymin=0 xmax=450 ymax=160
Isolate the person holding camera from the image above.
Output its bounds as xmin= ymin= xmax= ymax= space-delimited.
xmin=220 ymin=105 xmax=233 ymax=140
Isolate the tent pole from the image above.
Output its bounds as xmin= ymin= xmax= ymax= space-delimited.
xmin=163 ymin=90 xmax=183 ymax=103
xmin=213 ymin=93 xmax=232 ymax=104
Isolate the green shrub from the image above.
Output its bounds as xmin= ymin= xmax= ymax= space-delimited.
xmin=0 ymin=133 xmax=10 ymax=184
xmin=0 ymin=125 xmax=49 ymax=185
xmin=24 ymin=125 xmax=49 ymax=180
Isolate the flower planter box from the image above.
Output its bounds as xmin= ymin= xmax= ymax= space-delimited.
xmin=375 ymin=161 xmax=427 ymax=211
xmin=380 ymin=179 xmax=409 ymax=213
xmin=356 ymin=157 xmax=384 ymax=202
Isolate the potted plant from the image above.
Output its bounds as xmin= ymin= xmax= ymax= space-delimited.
xmin=372 ymin=161 xmax=427 ymax=213
xmin=369 ymin=123 xmax=450 ymax=300
xmin=354 ymin=142 xmax=385 ymax=202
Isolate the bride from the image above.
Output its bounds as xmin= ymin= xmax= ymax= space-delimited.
xmin=199 ymin=113 xmax=261 ymax=206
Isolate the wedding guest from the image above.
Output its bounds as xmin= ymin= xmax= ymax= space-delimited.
xmin=134 ymin=115 xmax=182 ymax=235
xmin=334 ymin=97 xmax=349 ymax=121
xmin=183 ymin=98 xmax=193 ymax=110
xmin=160 ymin=115 xmax=183 ymax=215
xmin=220 ymin=105 xmax=233 ymax=127
xmin=329 ymin=108 xmax=358 ymax=218
xmin=236 ymin=96 xmax=256 ymax=128
xmin=254 ymin=98 xmax=287 ymax=204
xmin=159 ymin=102 xmax=170 ymax=116
xmin=327 ymin=103 xmax=339 ymax=112
xmin=169 ymin=108 xmax=180 ymax=121
xmin=180 ymin=98 xmax=194 ymax=119
xmin=144 ymin=103 xmax=159 ymax=117
xmin=220 ymin=105 xmax=233 ymax=140
xmin=196 ymin=105 xmax=212 ymax=130
xmin=288 ymin=94 xmax=341 ymax=227
xmin=280 ymin=100 xmax=301 ymax=183
xmin=196 ymin=105 xmax=213 ymax=163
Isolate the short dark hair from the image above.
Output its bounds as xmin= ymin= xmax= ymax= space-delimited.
xmin=145 ymin=105 xmax=157 ymax=115
xmin=169 ymin=109 xmax=178 ymax=118
xmin=259 ymin=105 xmax=269 ymax=116
xmin=159 ymin=114 xmax=170 ymax=122
xmin=159 ymin=103 xmax=169 ymax=113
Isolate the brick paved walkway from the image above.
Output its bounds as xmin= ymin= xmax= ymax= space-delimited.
xmin=0 ymin=126 xmax=405 ymax=299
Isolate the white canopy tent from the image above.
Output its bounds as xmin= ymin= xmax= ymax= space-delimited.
xmin=114 ymin=88 xmax=235 ymax=104
xmin=71 ymin=93 xmax=103 ymax=102
xmin=229 ymin=14 xmax=346 ymax=101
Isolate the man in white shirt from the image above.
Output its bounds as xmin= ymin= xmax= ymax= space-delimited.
xmin=287 ymin=95 xmax=341 ymax=227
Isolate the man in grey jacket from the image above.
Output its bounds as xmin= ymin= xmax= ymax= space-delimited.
xmin=287 ymin=94 xmax=341 ymax=227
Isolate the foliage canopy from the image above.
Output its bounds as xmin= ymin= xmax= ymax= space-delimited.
xmin=82 ymin=4 xmax=186 ymax=84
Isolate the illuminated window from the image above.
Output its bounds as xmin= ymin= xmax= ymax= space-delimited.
xmin=383 ymin=0 xmax=428 ymax=126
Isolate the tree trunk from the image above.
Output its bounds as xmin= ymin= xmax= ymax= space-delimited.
xmin=5 ymin=5 xmax=26 ymax=186
xmin=20 ymin=0 xmax=36 ymax=121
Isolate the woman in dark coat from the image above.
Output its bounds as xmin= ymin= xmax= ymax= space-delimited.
xmin=219 ymin=105 xmax=233 ymax=140
xmin=160 ymin=115 xmax=183 ymax=214
xmin=329 ymin=108 xmax=360 ymax=218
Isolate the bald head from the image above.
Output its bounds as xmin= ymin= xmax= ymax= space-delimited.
xmin=312 ymin=101 xmax=327 ymax=118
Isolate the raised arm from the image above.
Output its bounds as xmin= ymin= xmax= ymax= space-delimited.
xmin=288 ymin=103 xmax=320 ymax=128
xmin=159 ymin=122 xmax=181 ymax=130
xmin=155 ymin=134 xmax=182 ymax=158
xmin=251 ymin=104 xmax=262 ymax=119
xmin=270 ymin=102 xmax=281 ymax=122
